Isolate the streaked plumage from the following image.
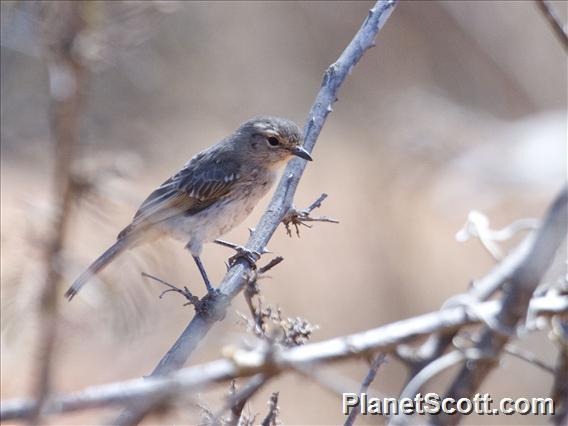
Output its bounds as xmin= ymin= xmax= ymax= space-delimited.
xmin=65 ymin=116 xmax=311 ymax=300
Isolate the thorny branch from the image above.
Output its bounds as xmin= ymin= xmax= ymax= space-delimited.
xmin=142 ymin=0 xmax=398 ymax=381
xmin=2 ymin=291 xmax=565 ymax=420
xmin=241 ymin=257 xmax=318 ymax=346
xmin=113 ymin=0 xmax=400 ymax=416
xmin=5 ymin=1 xmax=564 ymax=425
xmin=283 ymin=193 xmax=339 ymax=237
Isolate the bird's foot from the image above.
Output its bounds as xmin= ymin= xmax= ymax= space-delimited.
xmin=214 ymin=239 xmax=261 ymax=267
xmin=229 ymin=246 xmax=261 ymax=267
xmin=141 ymin=272 xmax=229 ymax=320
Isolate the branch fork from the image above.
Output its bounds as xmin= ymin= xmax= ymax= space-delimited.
xmin=282 ymin=193 xmax=338 ymax=237
xmin=141 ymin=272 xmax=229 ymax=321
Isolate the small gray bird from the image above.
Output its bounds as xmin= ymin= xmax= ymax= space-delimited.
xmin=65 ymin=116 xmax=311 ymax=300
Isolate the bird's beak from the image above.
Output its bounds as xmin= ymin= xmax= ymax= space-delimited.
xmin=291 ymin=146 xmax=313 ymax=161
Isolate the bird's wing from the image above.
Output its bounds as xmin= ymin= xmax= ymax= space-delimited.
xmin=118 ymin=153 xmax=241 ymax=239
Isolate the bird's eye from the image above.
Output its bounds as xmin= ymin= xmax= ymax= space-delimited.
xmin=267 ymin=137 xmax=279 ymax=147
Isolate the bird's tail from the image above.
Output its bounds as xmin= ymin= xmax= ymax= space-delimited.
xmin=65 ymin=238 xmax=130 ymax=301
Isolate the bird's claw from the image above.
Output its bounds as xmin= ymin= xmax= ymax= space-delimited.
xmin=214 ymin=239 xmax=261 ymax=267
xmin=228 ymin=246 xmax=261 ymax=267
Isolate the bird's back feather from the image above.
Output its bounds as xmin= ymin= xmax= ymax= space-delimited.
xmin=118 ymin=149 xmax=241 ymax=239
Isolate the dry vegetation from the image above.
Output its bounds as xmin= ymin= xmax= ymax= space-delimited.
xmin=1 ymin=1 xmax=567 ymax=425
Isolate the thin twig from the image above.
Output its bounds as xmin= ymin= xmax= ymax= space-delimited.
xmin=283 ymin=193 xmax=339 ymax=238
xmin=147 ymin=0 xmax=398 ymax=377
xmin=258 ymin=257 xmax=285 ymax=275
xmin=344 ymin=353 xmax=387 ymax=426
xmin=2 ymin=293 xmax=565 ymax=420
xmin=455 ymin=211 xmax=538 ymax=261
xmin=453 ymin=334 xmax=556 ymax=374
xmin=403 ymin=192 xmax=562 ymax=377
xmin=391 ymin=351 xmax=469 ymax=426
xmin=141 ymin=272 xmax=201 ymax=308
xmin=291 ymin=362 xmax=383 ymax=401
xmin=433 ymin=186 xmax=568 ymax=426
xmin=260 ymin=392 xmax=279 ymax=426
xmin=535 ymin=0 xmax=568 ymax=51
xmin=222 ymin=375 xmax=270 ymax=426
xmin=551 ymin=333 xmax=568 ymax=426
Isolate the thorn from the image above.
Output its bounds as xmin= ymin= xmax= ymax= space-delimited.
xmin=261 ymin=247 xmax=272 ymax=255
xmin=326 ymin=105 xmax=333 ymax=112
xmin=248 ymin=227 xmax=255 ymax=236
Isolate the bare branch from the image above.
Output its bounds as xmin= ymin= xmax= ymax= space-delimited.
xmin=455 ymin=210 xmax=538 ymax=261
xmin=402 ymin=188 xmax=566 ymax=377
xmin=433 ymin=186 xmax=568 ymax=426
xmin=148 ymin=0 xmax=398 ymax=378
xmin=29 ymin=3 xmax=90 ymax=422
xmin=141 ymin=272 xmax=201 ymax=309
xmin=2 ymin=292 xmax=564 ymax=421
xmin=344 ymin=353 xmax=387 ymax=426
xmin=258 ymin=257 xmax=285 ymax=275
xmin=283 ymin=193 xmax=339 ymax=238
xmin=551 ymin=318 xmax=568 ymax=425
xmin=222 ymin=375 xmax=270 ymax=426
xmin=535 ymin=0 xmax=568 ymax=51
xmin=453 ymin=333 xmax=556 ymax=374
xmin=260 ymin=392 xmax=279 ymax=426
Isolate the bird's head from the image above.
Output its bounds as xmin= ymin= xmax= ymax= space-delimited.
xmin=236 ymin=116 xmax=312 ymax=167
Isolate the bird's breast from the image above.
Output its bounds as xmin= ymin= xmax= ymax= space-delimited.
xmin=164 ymin=168 xmax=277 ymax=250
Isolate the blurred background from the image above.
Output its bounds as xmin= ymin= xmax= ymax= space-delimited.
xmin=1 ymin=1 xmax=566 ymax=424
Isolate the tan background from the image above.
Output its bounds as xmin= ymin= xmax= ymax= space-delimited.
xmin=1 ymin=1 xmax=566 ymax=424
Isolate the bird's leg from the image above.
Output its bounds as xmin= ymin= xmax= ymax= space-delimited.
xmin=214 ymin=239 xmax=262 ymax=267
xmin=193 ymin=255 xmax=215 ymax=293
xmin=190 ymin=256 xmax=229 ymax=320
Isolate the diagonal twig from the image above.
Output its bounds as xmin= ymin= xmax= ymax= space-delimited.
xmin=114 ymin=3 xmax=398 ymax=422
xmin=141 ymin=272 xmax=201 ymax=308
xmin=283 ymin=193 xmax=339 ymax=237
xmin=433 ymin=186 xmax=568 ymax=426
xmin=148 ymin=0 xmax=398 ymax=377
xmin=535 ymin=0 xmax=568 ymax=51
xmin=260 ymin=392 xmax=279 ymax=426
xmin=344 ymin=353 xmax=387 ymax=426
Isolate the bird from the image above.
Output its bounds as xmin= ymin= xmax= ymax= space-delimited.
xmin=64 ymin=116 xmax=312 ymax=301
